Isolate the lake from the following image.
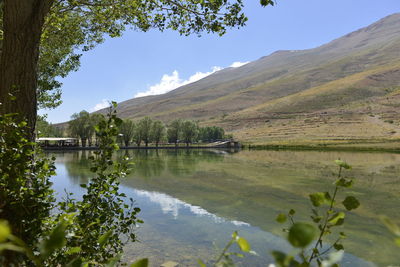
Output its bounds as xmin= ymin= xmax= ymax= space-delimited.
xmin=50 ymin=149 xmax=400 ymax=266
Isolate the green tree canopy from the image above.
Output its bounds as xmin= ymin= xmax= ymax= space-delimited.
xmin=181 ymin=120 xmax=198 ymax=146
xmin=198 ymin=126 xmax=225 ymax=141
xmin=118 ymin=119 xmax=136 ymax=147
xmin=68 ymin=110 xmax=93 ymax=147
xmin=36 ymin=115 xmax=63 ymax=137
xmin=137 ymin=116 xmax=153 ymax=147
xmin=167 ymin=119 xmax=182 ymax=145
xmin=151 ymin=120 xmax=166 ymax=147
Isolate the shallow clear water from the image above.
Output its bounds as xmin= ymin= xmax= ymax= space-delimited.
xmin=50 ymin=149 xmax=400 ymax=266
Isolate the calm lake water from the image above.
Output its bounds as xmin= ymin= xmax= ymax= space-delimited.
xmin=50 ymin=149 xmax=400 ymax=266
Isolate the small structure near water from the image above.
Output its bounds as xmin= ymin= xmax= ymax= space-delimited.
xmin=36 ymin=137 xmax=78 ymax=148
xmin=207 ymin=140 xmax=241 ymax=148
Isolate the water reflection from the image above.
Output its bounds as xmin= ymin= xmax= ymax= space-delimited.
xmin=51 ymin=149 xmax=400 ymax=266
xmin=133 ymin=188 xmax=250 ymax=227
xmin=61 ymin=151 xmax=92 ymax=184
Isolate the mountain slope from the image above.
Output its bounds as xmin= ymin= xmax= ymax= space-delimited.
xmin=104 ymin=13 xmax=400 ymax=145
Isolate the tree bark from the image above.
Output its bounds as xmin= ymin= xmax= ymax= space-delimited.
xmin=0 ymin=0 xmax=53 ymax=140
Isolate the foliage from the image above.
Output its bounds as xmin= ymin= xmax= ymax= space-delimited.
xmin=0 ymin=105 xmax=142 ymax=265
xmin=167 ymin=119 xmax=183 ymax=145
xmin=151 ymin=120 xmax=166 ymax=147
xmin=0 ymin=217 xmax=148 ymax=267
xmin=36 ymin=115 xmax=63 ymax=137
xmin=0 ymin=112 xmax=56 ymax=264
xmin=55 ymin=103 xmax=142 ymax=264
xmin=118 ymin=117 xmax=227 ymax=147
xmin=198 ymin=126 xmax=225 ymax=141
xmin=138 ymin=117 xmax=153 ymax=147
xmin=91 ymin=113 xmax=106 ymax=146
xmin=273 ymin=160 xmax=359 ymax=266
xmin=181 ymin=120 xmax=199 ymax=146
xmin=133 ymin=122 xmax=143 ymax=147
xmin=118 ymin=119 xmax=136 ymax=147
xmin=198 ymin=231 xmax=252 ymax=267
xmin=69 ymin=110 xmax=95 ymax=146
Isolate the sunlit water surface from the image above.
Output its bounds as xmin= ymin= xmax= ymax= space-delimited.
xmin=50 ymin=149 xmax=400 ymax=266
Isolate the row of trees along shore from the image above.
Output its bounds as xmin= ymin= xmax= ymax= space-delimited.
xmin=67 ymin=111 xmax=230 ymax=147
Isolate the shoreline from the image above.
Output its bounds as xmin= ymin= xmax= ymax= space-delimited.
xmin=42 ymin=145 xmax=241 ymax=151
xmin=245 ymin=141 xmax=400 ymax=153
xmin=41 ymin=140 xmax=400 ymax=153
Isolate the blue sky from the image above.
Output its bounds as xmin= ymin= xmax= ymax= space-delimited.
xmin=41 ymin=0 xmax=400 ymax=123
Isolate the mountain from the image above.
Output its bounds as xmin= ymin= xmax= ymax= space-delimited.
xmin=102 ymin=13 xmax=400 ymax=145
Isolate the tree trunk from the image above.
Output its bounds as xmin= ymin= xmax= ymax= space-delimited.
xmin=0 ymin=0 xmax=53 ymax=140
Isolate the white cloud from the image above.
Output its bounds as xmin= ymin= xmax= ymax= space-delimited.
xmin=91 ymin=99 xmax=110 ymax=112
xmin=134 ymin=66 xmax=222 ymax=98
xmin=230 ymin=61 xmax=249 ymax=68
xmin=134 ymin=60 xmax=249 ymax=98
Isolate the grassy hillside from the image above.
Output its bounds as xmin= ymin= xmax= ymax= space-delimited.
xmin=97 ymin=13 xmax=400 ymax=147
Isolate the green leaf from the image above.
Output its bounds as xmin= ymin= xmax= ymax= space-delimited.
xmin=271 ymin=250 xmax=298 ymax=267
xmin=0 ymin=220 xmax=11 ymax=242
xmin=105 ymin=254 xmax=122 ymax=267
xmin=333 ymin=243 xmax=344 ymax=251
xmin=328 ymin=212 xmax=345 ymax=225
xmin=40 ymin=220 xmax=67 ymax=257
xmin=260 ymin=0 xmax=274 ymax=7
xmin=276 ymin=213 xmax=287 ymax=224
xmin=288 ymin=223 xmax=316 ymax=248
xmin=65 ymin=246 xmax=81 ymax=255
xmin=311 ymin=215 xmax=323 ymax=223
xmin=335 ymin=178 xmax=353 ymax=188
xmin=271 ymin=250 xmax=287 ymax=266
xmin=309 ymin=192 xmax=329 ymax=207
xmin=339 ymin=232 xmax=347 ymax=239
xmin=289 ymin=209 xmax=296 ymax=216
xmin=98 ymin=230 xmax=113 ymax=247
xmin=334 ymin=160 xmax=351 ymax=169
xmin=231 ymin=231 xmax=238 ymax=239
xmin=130 ymin=258 xmax=149 ymax=267
xmin=237 ymin=237 xmax=251 ymax=252
xmin=342 ymin=196 xmax=360 ymax=211
xmin=0 ymin=243 xmax=26 ymax=253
